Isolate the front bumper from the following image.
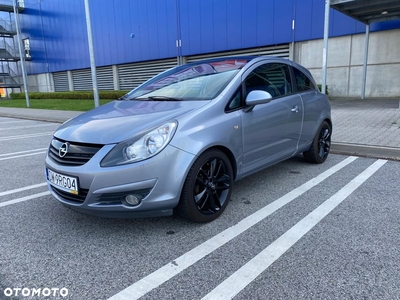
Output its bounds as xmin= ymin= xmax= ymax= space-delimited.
xmin=45 ymin=144 xmax=196 ymax=218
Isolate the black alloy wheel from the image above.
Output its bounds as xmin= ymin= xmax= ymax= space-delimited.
xmin=177 ymin=149 xmax=233 ymax=223
xmin=303 ymin=120 xmax=331 ymax=164
xmin=318 ymin=126 xmax=331 ymax=159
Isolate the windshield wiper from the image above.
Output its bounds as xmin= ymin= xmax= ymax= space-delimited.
xmin=145 ymin=96 xmax=182 ymax=101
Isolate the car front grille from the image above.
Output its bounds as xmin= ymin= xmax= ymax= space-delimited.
xmin=49 ymin=138 xmax=103 ymax=166
xmin=51 ymin=185 xmax=89 ymax=203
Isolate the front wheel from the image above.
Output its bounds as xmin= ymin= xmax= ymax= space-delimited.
xmin=303 ymin=120 xmax=331 ymax=164
xmin=176 ymin=149 xmax=233 ymax=223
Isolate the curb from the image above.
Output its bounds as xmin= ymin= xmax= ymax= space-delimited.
xmin=0 ymin=109 xmax=82 ymax=124
xmin=0 ymin=113 xmax=66 ymax=123
xmin=331 ymin=142 xmax=400 ymax=161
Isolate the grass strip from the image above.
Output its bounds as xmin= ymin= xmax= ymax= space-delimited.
xmin=0 ymin=99 xmax=113 ymax=111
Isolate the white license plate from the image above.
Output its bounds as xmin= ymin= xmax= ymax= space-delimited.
xmin=46 ymin=168 xmax=79 ymax=195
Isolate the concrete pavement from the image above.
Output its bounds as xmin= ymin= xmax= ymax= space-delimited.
xmin=330 ymin=98 xmax=400 ymax=160
xmin=0 ymin=98 xmax=399 ymax=160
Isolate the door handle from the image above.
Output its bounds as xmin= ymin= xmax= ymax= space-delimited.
xmin=291 ymin=106 xmax=299 ymax=113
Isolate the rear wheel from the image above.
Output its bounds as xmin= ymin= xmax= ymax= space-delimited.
xmin=176 ymin=149 xmax=233 ymax=223
xmin=303 ymin=120 xmax=331 ymax=164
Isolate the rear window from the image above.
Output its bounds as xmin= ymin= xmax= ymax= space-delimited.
xmin=293 ymin=67 xmax=316 ymax=92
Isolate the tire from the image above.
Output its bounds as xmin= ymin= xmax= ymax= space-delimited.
xmin=176 ymin=149 xmax=233 ymax=223
xmin=303 ymin=120 xmax=331 ymax=164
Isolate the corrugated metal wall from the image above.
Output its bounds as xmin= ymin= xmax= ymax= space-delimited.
xmin=186 ymin=45 xmax=290 ymax=62
xmin=52 ymin=44 xmax=290 ymax=92
xmin=118 ymin=58 xmax=177 ymax=90
xmin=97 ymin=66 xmax=114 ymax=90
xmin=52 ymin=72 xmax=68 ymax=92
xmin=71 ymin=69 xmax=92 ymax=91
xmin=21 ymin=0 xmax=400 ymax=76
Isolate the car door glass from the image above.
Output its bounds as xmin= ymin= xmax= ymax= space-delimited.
xmin=245 ymin=63 xmax=292 ymax=98
xmin=227 ymin=88 xmax=242 ymax=110
xmin=293 ymin=67 xmax=316 ymax=92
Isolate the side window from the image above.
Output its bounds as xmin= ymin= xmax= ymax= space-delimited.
xmin=245 ymin=63 xmax=292 ymax=98
xmin=293 ymin=67 xmax=316 ymax=92
xmin=227 ymin=88 xmax=242 ymax=111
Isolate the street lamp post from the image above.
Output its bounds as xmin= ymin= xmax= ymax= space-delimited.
xmin=12 ymin=0 xmax=29 ymax=107
xmin=321 ymin=0 xmax=330 ymax=95
xmin=84 ymin=0 xmax=100 ymax=108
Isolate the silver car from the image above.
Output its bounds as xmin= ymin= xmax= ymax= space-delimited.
xmin=45 ymin=56 xmax=331 ymax=223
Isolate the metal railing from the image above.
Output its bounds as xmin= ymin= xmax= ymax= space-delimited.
xmin=0 ymin=18 xmax=15 ymax=32
xmin=0 ymin=63 xmax=20 ymax=86
xmin=0 ymin=40 xmax=17 ymax=57
xmin=0 ymin=64 xmax=18 ymax=76
xmin=0 ymin=73 xmax=20 ymax=85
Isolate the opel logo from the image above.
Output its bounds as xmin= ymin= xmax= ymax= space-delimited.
xmin=59 ymin=142 xmax=69 ymax=158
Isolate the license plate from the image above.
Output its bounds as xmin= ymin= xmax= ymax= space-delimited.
xmin=46 ymin=168 xmax=79 ymax=195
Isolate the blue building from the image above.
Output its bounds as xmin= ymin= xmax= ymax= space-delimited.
xmin=1 ymin=0 xmax=400 ymax=97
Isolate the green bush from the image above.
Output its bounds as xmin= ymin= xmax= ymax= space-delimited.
xmin=317 ymin=84 xmax=329 ymax=95
xmin=9 ymin=90 xmax=129 ymax=100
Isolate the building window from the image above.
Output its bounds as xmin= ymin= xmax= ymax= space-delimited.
xmin=23 ymin=38 xmax=30 ymax=58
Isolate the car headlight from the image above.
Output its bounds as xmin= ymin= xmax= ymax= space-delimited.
xmin=101 ymin=121 xmax=177 ymax=167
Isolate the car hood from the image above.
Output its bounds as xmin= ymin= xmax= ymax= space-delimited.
xmin=54 ymin=100 xmax=209 ymax=144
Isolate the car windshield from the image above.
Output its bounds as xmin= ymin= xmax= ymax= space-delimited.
xmin=123 ymin=59 xmax=249 ymax=101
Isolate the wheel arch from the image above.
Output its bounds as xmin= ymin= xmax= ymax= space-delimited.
xmin=175 ymin=145 xmax=236 ymax=222
xmin=199 ymin=145 xmax=238 ymax=181
xmin=324 ymin=117 xmax=333 ymax=132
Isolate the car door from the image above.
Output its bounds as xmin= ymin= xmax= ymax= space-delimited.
xmin=240 ymin=61 xmax=303 ymax=176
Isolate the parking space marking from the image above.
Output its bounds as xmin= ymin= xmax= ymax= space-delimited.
xmin=0 ymin=132 xmax=53 ymax=141
xmin=202 ymin=159 xmax=387 ymax=300
xmin=0 ymin=123 xmax=57 ymax=131
xmin=0 ymin=191 xmax=50 ymax=208
xmin=0 ymin=183 xmax=47 ymax=197
xmin=108 ymin=156 xmax=358 ymax=300
xmin=0 ymin=148 xmax=48 ymax=157
xmin=0 ymin=151 xmax=46 ymax=161
xmin=0 ymin=148 xmax=47 ymax=161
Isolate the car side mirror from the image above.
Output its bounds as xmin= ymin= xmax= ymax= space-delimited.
xmin=244 ymin=90 xmax=273 ymax=112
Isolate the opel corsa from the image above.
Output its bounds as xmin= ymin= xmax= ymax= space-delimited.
xmin=45 ymin=56 xmax=332 ymax=223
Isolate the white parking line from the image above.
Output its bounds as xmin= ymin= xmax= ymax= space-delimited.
xmin=108 ymin=156 xmax=358 ymax=300
xmin=0 ymin=123 xmax=57 ymax=131
xmin=0 ymin=151 xmax=46 ymax=161
xmin=0 ymin=148 xmax=48 ymax=160
xmin=0 ymin=191 xmax=50 ymax=208
xmin=0 ymin=148 xmax=48 ymax=157
xmin=0 ymin=132 xmax=53 ymax=141
xmin=202 ymin=159 xmax=387 ymax=299
xmin=0 ymin=182 xmax=48 ymax=197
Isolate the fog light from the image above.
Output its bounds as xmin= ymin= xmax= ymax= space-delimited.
xmin=125 ymin=194 xmax=141 ymax=206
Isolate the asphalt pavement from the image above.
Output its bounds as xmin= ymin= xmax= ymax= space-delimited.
xmin=1 ymin=99 xmax=400 ymax=299
xmin=0 ymin=98 xmax=399 ymax=160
